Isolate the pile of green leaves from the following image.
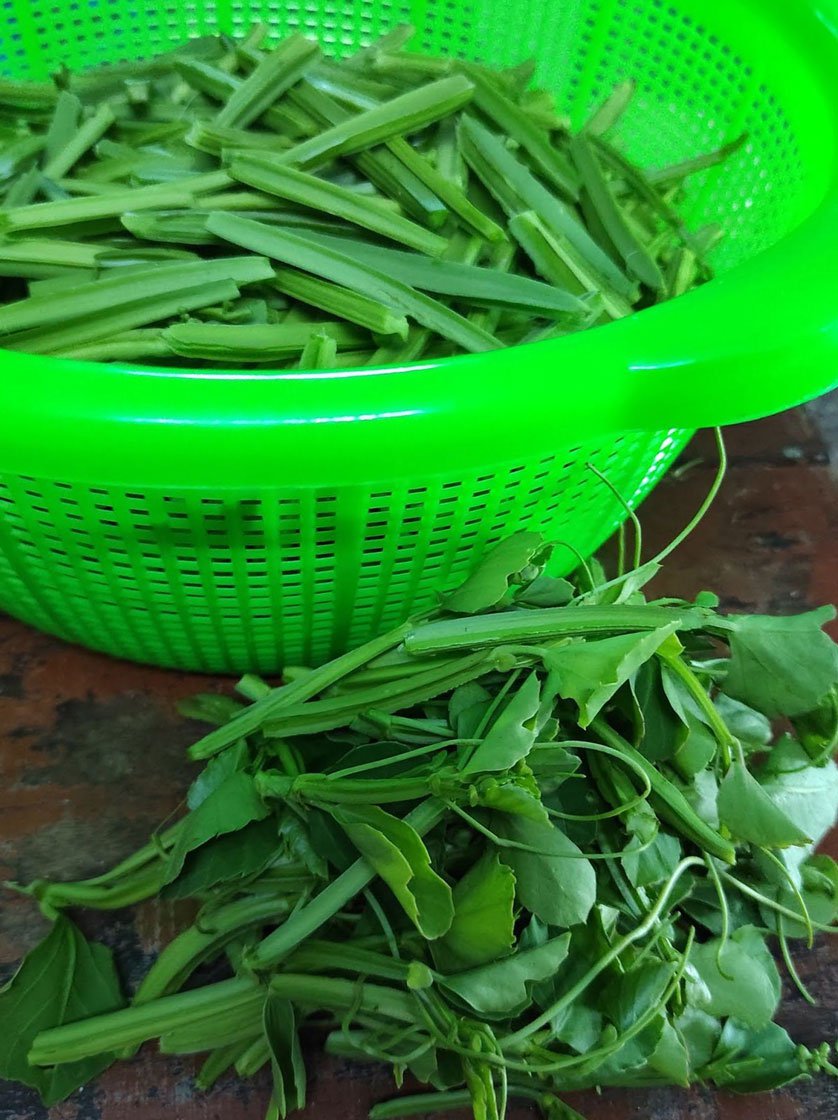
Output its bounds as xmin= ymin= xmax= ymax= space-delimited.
xmin=0 ymin=24 xmax=742 ymax=367
xmin=2 ymin=526 xmax=838 ymax=1118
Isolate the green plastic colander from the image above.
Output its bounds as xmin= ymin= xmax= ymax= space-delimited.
xmin=0 ymin=0 xmax=837 ymax=673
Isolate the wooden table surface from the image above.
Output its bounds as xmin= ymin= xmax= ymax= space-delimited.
xmin=1 ymin=405 xmax=837 ymax=1120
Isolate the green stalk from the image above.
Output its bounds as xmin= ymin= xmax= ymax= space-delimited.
xmin=31 ymin=860 xmax=168 ymax=914
xmin=659 ymin=651 xmax=737 ymax=769
xmin=588 ymin=719 xmax=736 ymax=863
xmin=405 ymin=604 xmax=711 ymax=654
xmin=246 ymin=798 xmax=445 ymax=970
xmin=29 ymin=977 xmax=262 ymax=1066
xmin=281 ymin=75 xmax=475 ymax=168
xmin=273 ymin=267 xmax=409 ymax=339
xmin=569 ymin=133 xmax=665 ymax=291
xmin=258 ymin=772 xmax=446 ymax=806
xmin=42 ymin=103 xmax=115 ymax=180
xmin=190 ymin=619 xmax=416 ymax=760
xmin=269 ymin=973 xmax=416 ymax=1021
xmin=229 ymin=157 xmax=448 ymax=255
xmin=261 ymin=650 xmax=502 ymax=739
xmin=163 ymin=319 xmax=364 ymax=362
xmin=206 ymin=213 xmax=501 ymax=353
xmin=134 ymin=894 xmax=293 ymax=1005
xmin=0 ymin=172 xmax=230 ymax=233
xmin=292 ymin=229 xmax=585 ymax=317
xmin=215 ymin=35 xmax=320 ymax=128
xmin=458 ymin=62 xmax=578 ymax=200
xmin=287 ymin=80 xmax=448 ymax=227
xmin=458 ymin=114 xmax=633 ymax=297
xmin=0 ymin=255 xmax=269 ymax=336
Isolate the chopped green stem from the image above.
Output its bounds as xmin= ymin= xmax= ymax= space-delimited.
xmin=30 ymin=977 xmax=261 ymax=1066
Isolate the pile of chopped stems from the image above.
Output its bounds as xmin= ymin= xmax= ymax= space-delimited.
xmin=2 ymin=472 xmax=837 ymax=1117
xmin=0 ymin=24 xmax=743 ymax=368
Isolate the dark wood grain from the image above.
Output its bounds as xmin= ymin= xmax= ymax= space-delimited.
xmin=1 ymin=405 xmax=837 ymax=1120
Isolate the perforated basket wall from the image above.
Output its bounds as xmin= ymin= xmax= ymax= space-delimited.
xmin=0 ymin=0 xmax=816 ymax=671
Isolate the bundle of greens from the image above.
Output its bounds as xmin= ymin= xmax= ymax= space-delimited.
xmin=1 ymin=519 xmax=837 ymax=1118
xmin=0 ymin=24 xmax=743 ymax=367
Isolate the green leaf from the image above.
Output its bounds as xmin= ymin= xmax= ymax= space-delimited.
xmin=588 ymin=1018 xmax=666 ymax=1085
xmin=622 ymin=831 xmax=681 ymax=889
xmin=441 ymin=531 xmax=547 ymax=614
xmin=165 ymin=771 xmax=270 ymax=883
xmin=435 ymin=853 xmax=515 ymax=970
xmin=601 ymin=961 xmax=677 ymax=1033
xmin=162 ymin=816 xmax=280 ymax=899
xmin=632 ymin=660 xmax=687 ymax=762
xmin=544 ymin=624 xmax=680 ymax=727
xmin=688 ymin=925 xmax=781 ymax=1028
xmin=333 ymin=805 xmax=454 ymax=938
xmin=263 ymin=992 xmax=306 ymax=1116
xmin=439 ymin=932 xmax=570 ymax=1015
xmin=673 ymin=1007 xmax=721 ymax=1073
xmin=762 ymin=853 xmax=838 ymax=938
xmin=476 ymin=781 xmax=549 ymax=822
xmin=793 ymin=686 xmax=838 ymax=764
xmin=462 ymin=672 xmax=541 ymax=774
xmin=494 ymin=815 xmax=596 ymax=928
xmin=648 ymin=1019 xmax=690 ymax=1086
xmin=187 ymin=740 xmax=249 ymax=809
xmin=724 ymin=608 xmax=838 ymax=717
xmin=702 ymin=1019 xmax=805 ymax=1092
xmin=717 ymin=758 xmax=812 ymax=848
xmin=514 ymin=575 xmax=575 ymax=608
xmin=0 ymin=916 xmax=124 ymax=1104
xmin=548 ymin=1001 xmax=603 ymax=1053
xmin=713 ymin=694 xmax=772 ymax=752
xmin=756 ymin=739 xmax=838 ymax=860
xmin=448 ymin=681 xmax=492 ymax=739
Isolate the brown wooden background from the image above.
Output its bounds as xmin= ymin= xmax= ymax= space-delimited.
xmin=1 ymin=405 xmax=837 ymax=1120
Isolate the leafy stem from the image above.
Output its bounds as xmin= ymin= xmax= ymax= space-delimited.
xmin=660 ymin=650 xmax=737 ymax=770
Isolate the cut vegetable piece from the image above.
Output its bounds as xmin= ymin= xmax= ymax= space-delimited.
xmin=570 ymin=132 xmax=665 ymax=291
xmin=272 ymin=267 xmax=409 ymax=339
xmin=215 ymin=35 xmax=320 ymax=128
xmin=230 ymin=158 xmax=448 ymax=255
xmin=458 ymin=115 xmax=635 ymax=298
xmin=186 ymin=121 xmax=292 ymax=156
xmin=280 ymin=75 xmax=475 ymax=168
xmin=0 ymin=173 xmax=229 ymax=233
xmin=298 ymin=327 xmax=338 ymax=369
xmin=585 ymin=79 xmax=636 ymax=136
xmin=53 ymin=329 xmax=173 ymax=362
xmin=293 ymin=229 xmax=587 ymax=317
xmin=287 ymin=81 xmax=448 ymax=227
xmin=0 ymin=136 xmax=46 ymax=185
xmin=509 ymin=211 xmax=630 ymax=320
xmin=8 ymin=279 xmax=241 ymax=355
xmin=0 ymin=239 xmax=104 ymax=271
xmin=384 ymin=136 xmax=505 ymax=243
xmin=0 ymin=256 xmax=273 ymax=336
xmin=648 ymin=133 xmax=748 ymax=184
xmin=42 ymin=91 xmax=82 ymax=168
xmin=458 ymin=62 xmax=579 ymax=200
xmin=207 ymin=213 xmax=502 ymax=354
xmin=42 ymin=104 xmax=116 ymax=180
xmin=164 ymin=320 xmax=365 ymax=361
